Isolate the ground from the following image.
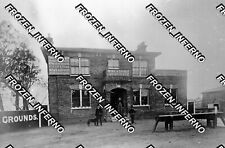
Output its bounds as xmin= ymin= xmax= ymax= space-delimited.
xmin=0 ymin=119 xmax=225 ymax=148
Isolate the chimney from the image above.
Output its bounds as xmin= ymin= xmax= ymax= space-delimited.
xmin=136 ymin=42 xmax=147 ymax=53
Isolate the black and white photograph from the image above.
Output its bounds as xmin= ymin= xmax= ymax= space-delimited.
xmin=0 ymin=0 xmax=225 ymax=148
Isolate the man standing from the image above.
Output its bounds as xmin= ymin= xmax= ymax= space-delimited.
xmin=129 ymin=105 xmax=136 ymax=124
xmin=95 ymin=104 xmax=103 ymax=126
xmin=118 ymin=97 xmax=123 ymax=116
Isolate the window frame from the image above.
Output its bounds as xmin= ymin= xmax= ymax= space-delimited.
xmin=108 ymin=59 xmax=119 ymax=69
xmin=133 ymin=85 xmax=149 ymax=107
xmin=132 ymin=60 xmax=148 ymax=77
xmin=164 ymin=88 xmax=177 ymax=106
xmin=71 ymin=88 xmax=91 ymax=109
xmin=70 ymin=57 xmax=90 ymax=76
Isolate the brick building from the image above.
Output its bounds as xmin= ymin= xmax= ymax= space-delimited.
xmin=202 ymin=87 xmax=225 ymax=113
xmin=43 ymin=40 xmax=187 ymax=123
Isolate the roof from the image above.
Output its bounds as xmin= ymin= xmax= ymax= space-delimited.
xmin=202 ymin=87 xmax=225 ymax=93
xmin=56 ymin=47 xmax=161 ymax=57
xmin=152 ymin=69 xmax=187 ymax=77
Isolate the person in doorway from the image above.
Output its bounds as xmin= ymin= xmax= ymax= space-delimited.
xmin=129 ymin=105 xmax=136 ymax=124
xmin=118 ymin=97 xmax=123 ymax=116
xmin=95 ymin=104 xmax=103 ymax=126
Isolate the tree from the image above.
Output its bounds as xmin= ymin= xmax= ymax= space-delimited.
xmin=0 ymin=20 xmax=40 ymax=110
xmin=0 ymin=21 xmax=16 ymax=111
xmin=7 ymin=44 xmax=40 ymax=110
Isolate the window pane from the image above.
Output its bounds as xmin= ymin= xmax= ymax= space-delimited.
xmin=108 ymin=59 xmax=119 ymax=69
xmin=132 ymin=61 xmax=139 ymax=68
xmin=140 ymin=61 xmax=147 ymax=67
xmin=133 ymin=90 xmax=140 ymax=105
xmin=80 ymin=59 xmax=89 ymax=66
xmin=80 ymin=67 xmax=89 ymax=74
xmin=140 ymin=67 xmax=147 ymax=76
xmin=132 ymin=68 xmax=139 ymax=76
xmin=141 ymin=96 xmax=148 ymax=105
xmin=70 ymin=58 xmax=79 ymax=66
xmin=71 ymin=67 xmax=79 ymax=75
xmin=82 ymin=90 xmax=90 ymax=107
xmin=72 ymin=90 xmax=80 ymax=107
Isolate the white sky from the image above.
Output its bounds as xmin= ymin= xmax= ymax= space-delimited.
xmin=1 ymin=0 xmax=225 ymax=101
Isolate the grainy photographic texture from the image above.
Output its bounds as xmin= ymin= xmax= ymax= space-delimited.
xmin=0 ymin=0 xmax=225 ymax=148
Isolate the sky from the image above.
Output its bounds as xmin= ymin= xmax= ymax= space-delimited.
xmin=1 ymin=0 xmax=225 ymax=103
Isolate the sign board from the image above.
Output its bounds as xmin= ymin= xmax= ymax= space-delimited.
xmin=48 ymin=56 xmax=70 ymax=75
xmin=0 ymin=110 xmax=39 ymax=133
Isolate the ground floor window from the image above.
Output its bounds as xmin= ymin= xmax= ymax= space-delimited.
xmin=133 ymin=85 xmax=149 ymax=106
xmin=165 ymin=88 xmax=177 ymax=105
xmin=71 ymin=87 xmax=91 ymax=109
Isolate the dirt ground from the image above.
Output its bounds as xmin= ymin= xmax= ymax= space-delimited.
xmin=0 ymin=119 xmax=225 ymax=148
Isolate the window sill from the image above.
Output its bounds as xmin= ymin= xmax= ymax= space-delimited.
xmin=108 ymin=68 xmax=119 ymax=70
xmin=70 ymin=74 xmax=91 ymax=77
xmin=165 ymin=103 xmax=177 ymax=106
xmin=71 ymin=107 xmax=91 ymax=110
xmin=133 ymin=105 xmax=150 ymax=107
xmin=165 ymin=104 xmax=175 ymax=107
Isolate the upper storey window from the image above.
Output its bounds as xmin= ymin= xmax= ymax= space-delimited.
xmin=132 ymin=60 xmax=147 ymax=76
xmin=108 ymin=59 xmax=119 ymax=69
xmin=70 ymin=58 xmax=90 ymax=75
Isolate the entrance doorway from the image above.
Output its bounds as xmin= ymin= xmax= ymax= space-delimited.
xmin=110 ymin=88 xmax=127 ymax=115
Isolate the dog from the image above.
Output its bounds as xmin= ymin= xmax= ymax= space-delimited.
xmin=87 ymin=118 xmax=98 ymax=126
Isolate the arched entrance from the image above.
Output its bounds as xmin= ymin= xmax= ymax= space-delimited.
xmin=110 ymin=88 xmax=127 ymax=115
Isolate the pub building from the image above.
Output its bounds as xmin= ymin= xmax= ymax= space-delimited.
xmin=42 ymin=37 xmax=187 ymax=123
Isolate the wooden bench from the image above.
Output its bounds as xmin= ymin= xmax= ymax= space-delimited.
xmin=152 ymin=112 xmax=225 ymax=132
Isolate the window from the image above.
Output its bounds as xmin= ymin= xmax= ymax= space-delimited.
xmin=108 ymin=59 xmax=119 ymax=69
xmin=70 ymin=58 xmax=90 ymax=75
xmin=133 ymin=86 xmax=149 ymax=106
xmin=71 ymin=87 xmax=91 ymax=109
xmin=132 ymin=60 xmax=147 ymax=76
xmin=165 ymin=88 xmax=177 ymax=105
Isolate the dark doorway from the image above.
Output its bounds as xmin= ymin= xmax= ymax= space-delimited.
xmin=110 ymin=88 xmax=127 ymax=115
xmin=187 ymin=102 xmax=195 ymax=114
